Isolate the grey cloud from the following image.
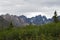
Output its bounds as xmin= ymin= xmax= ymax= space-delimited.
xmin=0 ymin=0 xmax=60 ymax=18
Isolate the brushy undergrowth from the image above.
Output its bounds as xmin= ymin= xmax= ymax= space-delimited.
xmin=0 ymin=22 xmax=60 ymax=40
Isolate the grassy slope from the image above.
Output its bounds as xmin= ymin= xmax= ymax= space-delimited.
xmin=0 ymin=22 xmax=60 ymax=40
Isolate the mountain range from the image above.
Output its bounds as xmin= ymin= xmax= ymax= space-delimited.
xmin=0 ymin=14 xmax=54 ymax=27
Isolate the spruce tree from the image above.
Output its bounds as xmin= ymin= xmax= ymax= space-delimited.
xmin=53 ymin=11 xmax=58 ymax=23
xmin=8 ymin=22 xmax=14 ymax=30
xmin=9 ymin=22 xmax=14 ymax=28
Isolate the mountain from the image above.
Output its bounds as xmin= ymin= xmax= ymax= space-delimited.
xmin=58 ymin=16 xmax=60 ymax=21
xmin=30 ymin=15 xmax=44 ymax=25
xmin=1 ymin=14 xmax=29 ymax=27
xmin=1 ymin=14 xmax=53 ymax=27
xmin=30 ymin=15 xmax=52 ymax=25
xmin=18 ymin=15 xmax=31 ymax=24
xmin=0 ymin=16 xmax=9 ymax=29
xmin=18 ymin=15 xmax=53 ymax=25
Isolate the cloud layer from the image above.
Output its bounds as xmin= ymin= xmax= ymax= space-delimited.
xmin=0 ymin=0 xmax=60 ymax=18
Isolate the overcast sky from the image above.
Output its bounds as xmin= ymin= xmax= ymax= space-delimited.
xmin=0 ymin=0 xmax=60 ymax=18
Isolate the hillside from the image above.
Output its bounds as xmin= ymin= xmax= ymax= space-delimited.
xmin=0 ymin=22 xmax=60 ymax=40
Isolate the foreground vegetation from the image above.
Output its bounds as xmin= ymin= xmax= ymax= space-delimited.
xmin=0 ymin=22 xmax=60 ymax=40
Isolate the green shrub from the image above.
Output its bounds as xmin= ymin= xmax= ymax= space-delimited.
xmin=0 ymin=22 xmax=60 ymax=40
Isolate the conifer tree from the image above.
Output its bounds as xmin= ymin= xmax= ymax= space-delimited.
xmin=8 ymin=22 xmax=14 ymax=30
xmin=9 ymin=22 xmax=14 ymax=28
xmin=53 ymin=11 xmax=58 ymax=23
